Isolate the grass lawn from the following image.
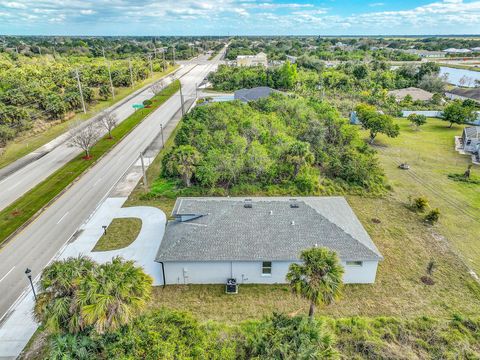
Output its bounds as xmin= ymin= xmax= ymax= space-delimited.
xmin=92 ymin=218 xmax=142 ymax=251
xmin=437 ymin=63 xmax=480 ymax=72
xmin=0 ymin=80 xmax=180 ymax=246
xmin=0 ymin=66 xmax=178 ymax=170
xmin=367 ymin=118 xmax=480 ymax=275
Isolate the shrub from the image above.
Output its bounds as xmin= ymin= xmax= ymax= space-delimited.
xmin=143 ymin=99 xmax=152 ymax=106
xmin=411 ymin=196 xmax=429 ymax=212
xmin=425 ymin=208 xmax=440 ymax=224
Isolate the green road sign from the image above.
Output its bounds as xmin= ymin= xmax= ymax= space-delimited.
xmin=132 ymin=104 xmax=145 ymax=109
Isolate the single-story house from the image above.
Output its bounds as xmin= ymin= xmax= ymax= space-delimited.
xmin=443 ymin=48 xmax=472 ymax=54
xmin=155 ymin=197 xmax=383 ymax=285
xmin=234 ymin=87 xmax=282 ymax=102
xmin=461 ymin=126 xmax=480 ymax=153
xmin=236 ymin=52 xmax=268 ymax=67
xmin=445 ymin=88 xmax=480 ymax=103
xmin=388 ymin=87 xmax=434 ymax=102
xmin=286 ymin=55 xmax=297 ymax=64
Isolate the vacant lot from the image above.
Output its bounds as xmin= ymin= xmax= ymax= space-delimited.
xmin=368 ymin=118 xmax=480 ymax=275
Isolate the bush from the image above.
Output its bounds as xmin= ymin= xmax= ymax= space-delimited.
xmin=239 ymin=313 xmax=337 ymax=359
xmin=143 ymin=99 xmax=153 ymax=106
xmin=425 ymin=208 xmax=440 ymax=224
xmin=410 ymin=196 xmax=429 ymax=212
xmin=0 ymin=124 xmax=16 ymax=146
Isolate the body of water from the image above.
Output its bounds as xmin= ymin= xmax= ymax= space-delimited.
xmin=439 ymin=66 xmax=480 ymax=87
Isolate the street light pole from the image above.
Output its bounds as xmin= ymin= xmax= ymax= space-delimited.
xmin=140 ymin=152 xmax=148 ymax=191
xmin=179 ymin=85 xmax=185 ymax=116
xmin=25 ymin=268 xmax=37 ymax=301
xmin=160 ymin=123 xmax=164 ymax=148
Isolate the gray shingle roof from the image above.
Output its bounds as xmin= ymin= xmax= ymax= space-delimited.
xmin=464 ymin=126 xmax=480 ymax=139
xmin=156 ymin=197 xmax=383 ymax=262
xmin=234 ymin=87 xmax=281 ymax=102
xmin=447 ymin=87 xmax=480 ymax=102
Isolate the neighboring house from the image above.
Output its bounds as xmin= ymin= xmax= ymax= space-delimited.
xmin=445 ymin=88 xmax=480 ymax=103
xmin=155 ymin=197 xmax=383 ymax=285
xmin=455 ymin=126 xmax=480 ymax=164
xmin=443 ymin=48 xmax=472 ymax=54
xmin=236 ymin=52 xmax=268 ymax=67
xmin=461 ymin=126 xmax=480 ymax=153
xmin=404 ymin=49 xmax=444 ymax=58
xmin=234 ymin=87 xmax=282 ymax=102
xmin=388 ymin=87 xmax=434 ymax=102
xmin=286 ymin=55 xmax=297 ymax=64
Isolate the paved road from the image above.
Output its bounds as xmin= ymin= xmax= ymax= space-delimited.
xmin=0 ymin=64 xmax=193 ymax=212
xmin=0 ymin=50 xmax=224 ymax=320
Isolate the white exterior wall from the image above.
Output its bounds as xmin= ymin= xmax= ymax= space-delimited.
xmin=161 ymin=260 xmax=378 ymax=285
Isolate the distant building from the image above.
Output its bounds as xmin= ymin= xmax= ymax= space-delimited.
xmin=460 ymin=127 xmax=480 ymax=153
xmin=155 ymin=197 xmax=383 ymax=285
xmin=236 ymin=52 xmax=268 ymax=67
xmin=286 ymin=55 xmax=297 ymax=64
xmin=234 ymin=87 xmax=282 ymax=102
xmin=404 ymin=49 xmax=444 ymax=58
xmin=471 ymin=47 xmax=480 ymax=52
xmin=445 ymin=88 xmax=480 ymax=103
xmin=388 ymin=87 xmax=435 ymax=102
xmin=442 ymin=48 xmax=472 ymax=54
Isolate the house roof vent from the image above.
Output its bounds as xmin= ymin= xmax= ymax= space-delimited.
xmin=291 ymin=220 xmax=295 ymax=226
xmin=244 ymin=199 xmax=253 ymax=208
xmin=289 ymin=199 xmax=299 ymax=208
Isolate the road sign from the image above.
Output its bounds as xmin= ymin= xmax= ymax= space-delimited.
xmin=132 ymin=104 xmax=144 ymax=109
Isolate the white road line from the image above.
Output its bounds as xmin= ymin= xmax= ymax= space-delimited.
xmin=93 ymin=178 xmax=103 ymax=186
xmin=56 ymin=211 xmax=69 ymax=225
xmin=0 ymin=266 xmax=15 ymax=283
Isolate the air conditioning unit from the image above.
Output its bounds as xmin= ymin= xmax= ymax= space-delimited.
xmin=225 ymin=278 xmax=238 ymax=294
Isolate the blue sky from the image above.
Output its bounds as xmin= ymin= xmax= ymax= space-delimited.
xmin=0 ymin=0 xmax=479 ymax=35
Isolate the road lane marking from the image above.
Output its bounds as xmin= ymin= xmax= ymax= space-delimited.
xmin=0 ymin=266 xmax=15 ymax=283
xmin=56 ymin=211 xmax=69 ymax=224
xmin=93 ymin=178 xmax=103 ymax=186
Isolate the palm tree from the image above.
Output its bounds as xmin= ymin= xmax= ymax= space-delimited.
xmin=79 ymin=257 xmax=153 ymax=334
xmin=34 ymin=256 xmax=152 ymax=334
xmin=286 ymin=247 xmax=344 ymax=320
xmin=165 ymin=145 xmax=201 ymax=187
xmin=284 ymin=141 xmax=314 ymax=177
xmin=34 ymin=255 xmax=95 ymax=333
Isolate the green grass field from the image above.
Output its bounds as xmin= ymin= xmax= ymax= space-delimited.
xmin=0 ymin=66 xmax=178 ymax=170
xmin=368 ymin=118 xmax=480 ymax=275
xmin=92 ymin=218 xmax=142 ymax=251
xmin=0 ymin=80 xmax=180 ymax=246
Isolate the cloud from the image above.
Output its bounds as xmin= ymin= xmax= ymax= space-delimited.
xmin=0 ymin=0 xmax=479 ymax=34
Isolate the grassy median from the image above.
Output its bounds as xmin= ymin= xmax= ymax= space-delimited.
xmin=0 ymin=80 xmax=180 ymax=246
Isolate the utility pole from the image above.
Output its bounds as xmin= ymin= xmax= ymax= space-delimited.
xmin=162 ymin=48 xmax=166 ymax=71
xmin=140 ymin=152 xmax=148 ymax=191
xmin=179 ymin=85 xmax=185 ymax=116
xmin=172 ymin=47 xmax=176 ymax=65
xmin=148 ymin=54 xmax=153 ymax=77
xmin=128 ymin=58 xmax=134 ymax=87
xmin=75 ymin=68 xmax=87 ymax=114
xmin=103 ymin=47 xmax=115 ymax=98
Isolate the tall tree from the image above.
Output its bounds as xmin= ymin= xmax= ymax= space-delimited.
xmin=164 ymin=145 xmax=201 ymax=187
xmin=286 ymin=247 xmax=344 ymax=320
xmin=356 ymin=104 xmax=400 ymax=144
xmin=68 ymin=120 xmax=100 ymax=159
xmin=442 ymin=100 xmax=476 ymax=128
xmin=283 ymin=141 xmax=315 ymax=177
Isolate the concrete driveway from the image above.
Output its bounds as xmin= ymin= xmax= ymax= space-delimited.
xmin=60 ymin=197 xmax=166 ymax=285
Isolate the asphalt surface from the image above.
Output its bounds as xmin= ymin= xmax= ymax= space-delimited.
xmin=0 ymin=50 xmax=224 ymax=320
xmin=0 ymin=64 xmax=189 ymax=211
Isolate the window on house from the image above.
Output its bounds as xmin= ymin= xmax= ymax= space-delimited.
xmin=262 ymin=261 xmax=272 ymax=275
xmin=346 ymin=261 xmax=363 ymax=266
